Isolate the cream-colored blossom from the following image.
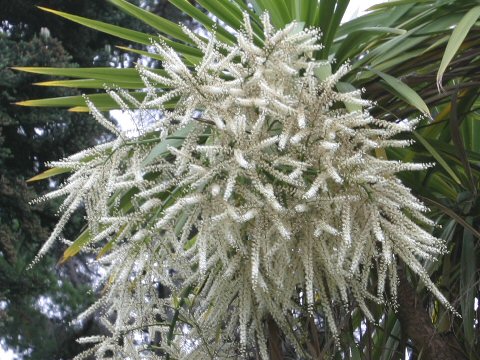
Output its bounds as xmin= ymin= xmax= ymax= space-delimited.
xmin=37 ymin=13 xmax=450 ymax=359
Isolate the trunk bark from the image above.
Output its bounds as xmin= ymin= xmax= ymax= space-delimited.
xmin=267 ymin=316 xmax=284 ymax=360
xmin=396 ymin=266 xmax=463 ymax=360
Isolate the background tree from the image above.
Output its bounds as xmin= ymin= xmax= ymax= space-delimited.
xmin=14 ymin=0 xmax=480 ymax=359
xmin=0 ymin=1 xmax=186 ymax=358
xmin=0 ymin=27 xmax=105 ymax=360
xmin=1 ymin=0 xmax=186 ymax=67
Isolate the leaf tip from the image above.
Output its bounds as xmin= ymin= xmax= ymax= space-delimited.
xmin=36 ymin=6 xmax=55 ymax=13
xmin=32 ymin=82 xmax=50 ymax=87
xmin=57 ymin=253 xmax=70 ymax=265
xmin=68 ymin=106 xmax=89 ymax=112
xmin=14 ymin=100 xmax=31 ymax=107
xmin=436 ymin=76 xmax=445 ymax=94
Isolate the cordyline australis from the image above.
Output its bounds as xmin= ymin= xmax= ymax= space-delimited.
xmin=31 ymin=12 xmax=454 ymax=359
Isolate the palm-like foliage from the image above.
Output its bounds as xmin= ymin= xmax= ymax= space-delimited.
xmin=17 ymin=0 xmax=480 ymax=358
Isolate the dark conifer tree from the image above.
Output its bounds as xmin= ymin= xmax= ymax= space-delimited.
xmin=0 ymin=1 xmax=185 ymax=358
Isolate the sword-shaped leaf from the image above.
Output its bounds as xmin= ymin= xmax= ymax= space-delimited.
xmin=109 ymin=0 xmax=195 ymax=44
xmin=38 ymin=6 xmax=202 ymax=57
xmin=370 ymin=68 xmax=431 ymax=116
xmin=13 ymin=66 xmax=166 ymax=82
xmin=27 ymin=167 xmax=71 ymax=182
xmin=437 ymin=6 xmax=480 ymax=90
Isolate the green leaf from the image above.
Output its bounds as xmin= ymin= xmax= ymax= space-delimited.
xmin=59 ymin=229 xmax=92 ymax=264
xmin=437 ymin=6 xmax=480 ymax=90
xmin=38 ymin=6 xmax=201 ymax=57
xmin=414 ymin=131 xmax=462 ymax=185
xmin=321 ymin=0 xmax=349 ymax=58
xmin=229 ymin=0 xmax=264 ymax=39
xmin=96 ymin=224 xmax=127 ymax=259
xmin=115 ymin=45 xmax=165 ymax=62
xmin=337 ymin=3 xmax=412 ymax=37
xmin=142 ymin=122 xmax=197 ymax=167
xmin=250 ymin=0 xmax=291 ymax=28
xmin=379 ymin=318 xmax=402 ymax=360
xmin=13 ymin=66 xmax=166 ymax=82
xmin=352 ymin=26 xmax=407 ymax=35
xmin=27 ymin=167 xmax=71 ymax=182
xmin=449 ymin=91 xmax=477 ymax=194
xmin=352 ymin=28 xmax=427 ymax=70
xmin=419 ymin=196 xmax=480 ymax=240
xmin=333 ymin=27 xmax=407 ymax=66
xmin=168 ymin=0 xmax=236 ymax=44
xmin=425 ymin=139 xmax=480 ymax=164
xmin=33 ymin=79 xmax=148 ymax=89
xmin=196 ymin=0 xmax=244 ymax=32
xmin=368 ymin=0 xmax=432 ymax=10
xmin=109 ymin=0 xmax=196 ymax=44
xmin=336 ymin=82 xmax=362 ymax=112
xmin=369 ymin=68 xmax=431 ymax=116
xmin=38 ymin=6 xmax=154 ymax=45
xmin=463 ymin=111 xmax=480 ymax=153
xmin=16 ymin=92 xmax=146 ymax=108
xmin=354 ymin=49 xmax=423 ymax=79
xmin=291 ymin=0 xmax=315 ymax=24
xmin=67 ymin=106 xmax=113 ymax=112
xmin=116 ymin=45 xmax=203 ymax=65
xmin=317 ymin=0 xmax=336 ymax=58
xmin=314 ymin=62 xmax=332 ymax=81
xmin=416 ymin=13 xmax=464 ymax=36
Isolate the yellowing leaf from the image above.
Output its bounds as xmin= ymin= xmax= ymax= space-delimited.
xmin=27 ymin=167 xmax=71 ymax=182
xmin=58 ymin=229 xmax=91 ymax=264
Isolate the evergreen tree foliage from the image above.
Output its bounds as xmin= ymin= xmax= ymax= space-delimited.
xmin=0 ymin=2 xmax=187 ymax=357
xmin=1 ymin=0 xmax=187 ymax=67
xmin=0 ymin=31 xmax=103 ymax=360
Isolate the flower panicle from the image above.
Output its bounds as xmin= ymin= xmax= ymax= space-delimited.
xmin=35 ymin=11 xmax=451 ymax=359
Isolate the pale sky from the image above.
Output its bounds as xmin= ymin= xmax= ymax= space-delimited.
xmin=0 ymin=1 xmax=382 ymax=359
xmin=343 ymin=0 xmax=383 ymax=22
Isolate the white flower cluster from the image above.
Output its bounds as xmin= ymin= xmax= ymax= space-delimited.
xmin=37 ymin=13 xmax=450 ymax=359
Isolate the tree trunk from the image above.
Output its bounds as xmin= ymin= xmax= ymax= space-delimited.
xmin=396 ymin=266 xmax=463 ymax=360
xmin=267 ymin=316 xmax=284 ymax=360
